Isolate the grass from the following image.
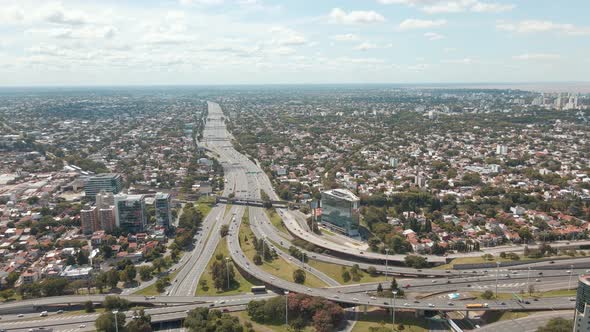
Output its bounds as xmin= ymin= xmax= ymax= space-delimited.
xmin=239 ymin=215 xmax=328 ymax=288
xmin=265 ymin=208 xmax=289 ymax=235
xmin=484 ymin=311 xmax=529 ymax=323
xmin=351 ymin=307 xmax=429 ymax=332
xmin=471 ymin=288 xmax=577 ymax=300
xmin=231 ymin=311 xmax=314 ymax=332
xmin=224 ymin=204 xmax=233 ymax=218
xmin=195 ymin=237 xmax=256 ymax=296
xmin=196 ymin=195 xmax=216 ymax=218
xmin=307 ymin=259 xmax=389 ymax=285
xmin=133 ymin=268 xmax=182 ymax=296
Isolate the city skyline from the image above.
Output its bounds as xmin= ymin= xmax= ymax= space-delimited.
xmin=1 ymin=0 xmax=590 ymax=86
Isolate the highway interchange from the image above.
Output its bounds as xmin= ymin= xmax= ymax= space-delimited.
xmin=0 ymin=101 xmax=582 ymax=331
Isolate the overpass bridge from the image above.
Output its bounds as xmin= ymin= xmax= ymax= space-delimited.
xmin=216 ymin=196 xmax=291 ymax=208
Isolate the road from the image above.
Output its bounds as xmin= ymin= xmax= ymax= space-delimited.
xmin=477 ymin=310 xmax=573 ymax=332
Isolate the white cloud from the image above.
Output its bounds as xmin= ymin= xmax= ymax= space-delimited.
xmin=354 ymin=42 xmax=378 ymax=51
xmin=424 ymin=32 xmax=444 ymax=40
xmin=269 ymin=27 xmax=307 ymax=46
xmin=328 ymin=8 xmax=385 ymax=24
xmin=179 ymin=0 xmax=224 ymax=5
xmin=512 ymin=53 xmax=561 ymax=61
xmin=497 ymin=20 xmax=590 ymax=36
xmin=379 ymin=0 xmax=514 ymax=14
xmin=443 ymin=57 xmax=476 ymax=64
xmin=399 ymin=19 xmax=447 ymax=30
xmin=333 ymin=33 xmax=360 ymax=41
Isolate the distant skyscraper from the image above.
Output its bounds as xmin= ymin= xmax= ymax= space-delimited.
xmin=155 ymin=192 xmax=172 ymax=229
xmin=574 ymin=275 xmax=590 ymax=331
xmin=99 ymin=207 xmax=116 ymax=232
xmin=496 ymin=144 xmax=508 ymax=155
xmin=96 ymin=190 xmax=115 ymax=209
xmin=320 ymin=189 xmax=360 ymax=237
xmin=85 ymin=174 xmax=122 ymax=199
xmin=115 ymin=194 xmax=146 ymax=234
xmin=389 ymin=157 xmax=399 ymax=168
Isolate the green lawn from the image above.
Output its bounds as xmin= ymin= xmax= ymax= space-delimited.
xmin=231 ymin=311 xmax=314 ymax=332
xmin=351 ymin=307 xmax=429 ymax=332
xmin=483 ymin=311 xmax=529 ymax=323
xmin=308 ymin=259 xmax=389 ymax=285
xmin=195 ymin=238 xmax=256 ymax=296
xmin=472 ymin=288 xmax=577 ymax=300
xmin=196 ymin=195 xmax=216 ymax=218
xmin=239 ymin=217 xmax=328 ymax=288
xmin=133 ymin=269 xmax=181 ymax=296
xmin=224 ymin=204 xmax=233 ymax=218
xmin=265 ymin=208 xmax=289 ymax=235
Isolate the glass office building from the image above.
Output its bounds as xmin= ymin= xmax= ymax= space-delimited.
xmin=115 ymin=194 xmax=146 ymax=234
xmin=320 ymin=189 xmax=360 ymax=236
xmin=85 ymin=173 xmax=122 ymax=199
xmin=155 ymin=192 xmax=172 ymax=230
xmin=575 ymin=275 xmax=590 ymax=332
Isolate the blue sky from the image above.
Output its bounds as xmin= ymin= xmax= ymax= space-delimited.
xmin=0 ymin=0 xmax=589 ymax=86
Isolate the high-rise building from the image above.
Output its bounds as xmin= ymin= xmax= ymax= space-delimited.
xmin=496 ymin=144 xmax=508 ymax=155
xmin=80 ymin=206 xmax=99 ymax=235
xmin=99 ymin=207 xmax=116 ymax=232
xmin=574 ymin=275 xmax=590 ymax=331
xmin=96 ymin=190 xmax=115 ymax=209
xmin=155 ymin=192 xmax=172 ymax=229
xmin=85 ymin=174 xmax=122 ymax=199
xmin=320 ymin=189 xmax=360 ymax=237
xmin=389 ymin=157 xmax=399 ymax=168
xmin=115 ymin=194 xmax=146 ymax=234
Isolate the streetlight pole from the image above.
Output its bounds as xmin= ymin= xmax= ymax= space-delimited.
xmin=392 ymin=290 xmax=398 ymax=331
xmin=113 ymin=310 xmax=119 ymax=332
xmin=526 ymin=267 xmax=530 ymax=292
xmin=284 ymin=291 xmax=289 ymax=327
xmin=385 ymin=248 xmax=390 ymax=282
xmin=226 ymin=257 xmax=231 ymax=289
xmin=495 ymin=261 xmax=500 ymax=299
xmin=568 ymin=265 xmax=574 ymax=291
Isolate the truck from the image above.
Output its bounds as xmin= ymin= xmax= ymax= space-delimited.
xmin=466 ymin=303 xmax=489 ymax=309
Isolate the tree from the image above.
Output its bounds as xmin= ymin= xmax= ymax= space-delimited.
xmin=210 ymin=257 xmax=235 ymax=291
xmin=377 ymin=283 xmax=383 ymax=293
xmin=76 ymin=249 xmax=90 ymax=265
xmin=6 ymin=272 xmax=19 ymax=287
xmin=84 ymin=300 xmax=95 ymax=313
xmin=404 ymin=255 xmax=427 ymax=269
xmin=220 ymin=224 xmax=229 ymax=237
xmin=0 ymin=289 xmax=15 ymax=301
xmin=106 ymin=269 xmax=119 ymax=289
xmin=253 ymin=253 xmax=262 ymax=265
xmin=342 ymin=270 xmax=351 ymax=283
xmin=125 ymin=264 xmax=137 ymax=281
xmin=155 ymin=277 xmax=170 ymax=293
xmin=390 ymin=278 xmax=398 ymax=291
xmin=293 ymin=269 xmax=306 ymax=284
xmin=481 ymin=290 xmax=494 ymax=299
xmin=103 ymin=296 xmax=130 ymax=311
xmin=126 ymin=309 xmax=152 ymax=332
xmin=528 ymin=284 xmax=536 ymax=295
xmin=95 ymin=311 xmax=126 ymax=332
xmin=152 ymin=258 xmax=165 ymax=273
xmin=139 ymin=266 xmax=153 ymax=281
xmin=536 ymin=317 xmax=573 ymax=332
xmin=367 ymin=266 xmax=378 ymax=277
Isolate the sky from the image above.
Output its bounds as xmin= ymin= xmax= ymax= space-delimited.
xmin=0 ymin=0 xmax=589 ymax=86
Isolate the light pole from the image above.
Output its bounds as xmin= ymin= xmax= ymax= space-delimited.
xmin=385 ymin=248 xmax=390 ymax=282
xmin=568 ymin=265 xmax=574 ymax=291
xmin=226 ymin=257 xmax=231 ymax=289
xmin=392 ymin=290 xmax=398 ymax=331
xmin=526 ymin=266 xmax=531 ymax=292
xmin=113 ymin=310 xmax=119 ymax=332
xmin=284 ymin=291 xmax=289 ymax=327
xmin=495 ymin=261 xmax=500 ymax=299
xmin=262 ymin=236 xmax=266 ymax=261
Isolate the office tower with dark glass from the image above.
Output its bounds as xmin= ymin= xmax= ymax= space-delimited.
xmin=320 ymin=189 xmax=360 ymax=237
xmin=85 ymin=173 xmax=123 ymax=198
xmin=155 ymin=192 xmax=172 ymax=229
xmin=115 ymin=194 xmax=147 ymax=234
xmin=575 ymin=275 xmax=590 ymax=332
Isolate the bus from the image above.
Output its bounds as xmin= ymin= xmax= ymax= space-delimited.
xmin=251 ymin=285 xmax=267 ymax=294
xmin=466 ymin=303 xmax=488 ymax=309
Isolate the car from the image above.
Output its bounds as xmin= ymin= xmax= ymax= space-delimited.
xmin=445 ymin=270 xmax=450 ymax=273
xmin=40 ymin=311 xmax=48 ymax=317
xmin=538 ymin=272 xmax=543 ymax=275
xmin=79 ymin=325 xmax=86 ymax=328
xmin=535 ymin=279 xmax=540 ymax=282
xmin=307 ymin=288 xmax=312 ymax=292
xmin=570 ymin=297 xmax=576 ymax=301
xmin=17 ymin=314 xmax=24 ymax=318
xmin=467 ymin=284 xmax=472 ymax=287
xmin=352 ymin=298 xmax=359 ymax=301
xmin=223 ymin=309 xmax=229 ymax=313
xmin=57 ymin=310 xmax=64 ymax=314
xmin=500 ymin=302 xmax=506 ymax=305
xmin=428 ymin=303 xmax=435 ymax=307
xmin=533 ymin=298 xmax=539 ymax=301
xmin=448 ymin=302 xmax=454 ymax=306
xmin=185 ymin=310 xmax=190 ymax=313
xmin=567 ymin=270 xmax=572 ymax=273
xmin=431 ymin=280 xmax=437 ymax=283
xmin=403 ymin=303 xmax=409 ymax=306
xmin=334 ymin=295 xmax=339 ymax=299
xmin=447 ymin=280 xmax=451 ymax=284
xmin=550 ymin=261 xmax=555 ymax=264
xmin=404 ymin=284 xmax=411 ymax=288
xmin=524 ymin=301 xmax=531 ymax=304
xmin=370 ymin=296 xmax=376 ymax=300
xmin=414 ymin=300 xmax=420 ymax=304
xmin=209 ymin=303 xmax=215 ymax=307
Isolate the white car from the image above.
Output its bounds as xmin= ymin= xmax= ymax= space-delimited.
xmin=428 ymin=303 xmax=435 ymax=307
xmin=79 ymin=325 xmax=86 ymax=328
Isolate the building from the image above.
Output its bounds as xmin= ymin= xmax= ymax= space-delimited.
xmin=85 ymin=174 xmax=122 ymax=199
xmin=320 ymin=189 xmax=360 ymax=237
xmin=115 ymin=194 xmax=146 ymax=234
xmin=96 ymin=190 xmax=115 ymax=208
xmin=574 ymin=274 xmax=590 ymax=331
xmin=80 ymin=206 xmax=99 ymax=235
xmin=99 ymin=207 xmax=116 ymax=232
xmin=60 ymin=265 xmax=93 ymax=281
xmin=496 ymin=144 xmax=508 ymax=155
xmin=155 ymin=192 xmax=172 ymax=229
